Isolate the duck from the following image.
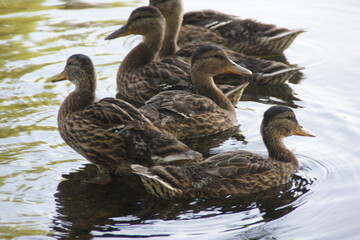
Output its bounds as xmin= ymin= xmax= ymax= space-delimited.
xmin=105 ymin=6 xmax=300 ymax=106
xmin=150 ymin=0 xmax=305 ymax=56
xmin=131 ymin=105 xmax=315 ymax=199
xmin=148 ymin=0 xmax=304 ymax=85
xmin=139 ymin=45 xmax=250 ymax=140
xmin=105 ymin=6 xmax=192 ymax=106
xmin=105 ymin=6 xmax=252 ymax=106
xmin=52 ymin=54 xmax=203 ymax=180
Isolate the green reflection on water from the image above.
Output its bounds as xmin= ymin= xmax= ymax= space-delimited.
xmin=0 ymin=125 xmax=57 ymax=139
xmin=0 ymin=0 xmax=146 ymax=239
xmin=0 ymin=226 xmax=48 ymax=240
xmin=0 ymin=141 xmax=48 ymax=162
xmin=1 ymin=62 xmax=57 ymax=82
xmin=0 ymin=0 xmax=49 ymax=15
xmin=1 ymin=91 xmax=59 ymax=139
xmin=0 ymin=0 xmax=51 ymax=89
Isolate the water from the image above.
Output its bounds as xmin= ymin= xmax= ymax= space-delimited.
xmin=1 ymin=0 xmax=360 ymax=239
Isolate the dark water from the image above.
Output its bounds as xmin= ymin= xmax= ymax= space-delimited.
xmin=1 ymin=0 xmax=360 ymax=239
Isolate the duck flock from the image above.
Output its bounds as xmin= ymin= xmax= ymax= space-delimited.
xmin=52 ymin=0 xmax=315 ymax=199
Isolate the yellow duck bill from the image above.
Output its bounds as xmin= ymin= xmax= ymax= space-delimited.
xmin=52 ymin=71 xmax=67 ymax=83
xmin=225 ymin=59 xmax=252 ymax=75
xmin=105 ymin=24 xmax=132 ymax=40
xmin=294 ymin=125 xmax=315 ymax=137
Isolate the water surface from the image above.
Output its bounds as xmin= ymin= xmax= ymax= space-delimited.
xmin=1 ymin=0 xmax=360 ymax=239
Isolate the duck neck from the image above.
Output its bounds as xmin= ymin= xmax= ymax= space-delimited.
xmin=118 ymin=31 xmax=164 ymax=77
xmin=58 ymin=76 xmax=96 ymax=123
xmin=262 ymin=130 xmax=299 ymax=168
xmin=158 ymin=2 xmax=183 ymax=58
xmin=192 ymin=71 xmax=235 ymax=114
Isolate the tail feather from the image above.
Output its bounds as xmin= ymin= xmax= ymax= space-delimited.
xmin=266 ymin=29 xmax=306 ymax=41
xmin=261 ymin=29 xmax=305 ymax=54
xmin=253 ymin=66 xmax=304 ymax=85
xmin=151 ymin=149 xmax=203 ymax=165
xmin=148 ymin=129 xmax=203 ymax=165
xmin=224 ymin=82 xmax=250 ymax=106
xmin=131 ymin=164 xmax=183 ymax=198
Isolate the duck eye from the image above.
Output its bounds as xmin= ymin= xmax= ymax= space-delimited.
xmin=285 ymin=116 xmax=294 ymax=120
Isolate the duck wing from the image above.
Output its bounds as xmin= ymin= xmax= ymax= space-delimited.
xmin=60 ymin=98 xmax=202 ymax=175
xmin=118 ymin=57 xmax=194 ymax=104
xmin=182 ymin=9 xmax=237 ymax=27
xmin=204 ymin=151 xmax=272 ymax=177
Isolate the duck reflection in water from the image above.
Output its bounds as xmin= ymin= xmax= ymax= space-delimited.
xmin=50 ymin=163 xmax=313 ymax=239
xmin=241 ymin=82 xmax=302 ymax=109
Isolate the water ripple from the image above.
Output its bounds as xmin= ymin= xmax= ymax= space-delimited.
xmin=2 ymin=0 xmax=360 ymax=239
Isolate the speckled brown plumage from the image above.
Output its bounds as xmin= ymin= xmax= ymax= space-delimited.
xmin=139 ymin=90 xmax=237 ymax=140
xmin=175 ymin=42 xmax=303 ymax=85
xmin=149 ymin=0 xmax=304 ymax=85
xmin=106 ymin=6 xmax=248 ymax=106
xmin=52 ymin=54 xmax=203 ymax=177
xmin=180 ymin=9 xmax=305 ymax=56
xmin=139 ymin=45 xmax=251 ymax=139
xmin=106 ymin=6 xmax=301 ymax=107
xmin=105 ymin=7 xmax=195 ymax=106
xmin=181 ymin=8 xmax=237 ymax=27
xmin=132 ymin=106 xmax=315 ymax=199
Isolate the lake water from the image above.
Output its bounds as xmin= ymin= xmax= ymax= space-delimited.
xmin=1 ymin=0 xmax=360 ymax=239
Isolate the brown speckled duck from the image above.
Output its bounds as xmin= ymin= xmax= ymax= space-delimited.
xmin=150 ymin=0 xmax=305 ymax=56
xmin=139 ymin=45 xmax=251 ymax=139
xmin=149 ymin=0 xmax=304 ymax=85
xmin=105 ymin=6 xmax=300 ymax=106
xmin=105 ymin=6 xmax=192 ymax=105
xmin=52 ymin=54 xmax=202 ymax=180
xmin=131 ymin=106 xmax=315 ymax=199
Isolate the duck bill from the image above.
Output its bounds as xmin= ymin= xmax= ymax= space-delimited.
xmin=294 ymin=125 xmax=315 ymax=137
xmin=52 ymin=71 xmax=67 ymax=83
xmin=105 ymin=24 xmax=132 ymax=40
xmin=224 ymin=60 xmax=252 ymax=75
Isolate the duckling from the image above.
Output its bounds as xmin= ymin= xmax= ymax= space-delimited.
xmin=149 ymin=0 xmax=304 ymax=84
xmin=52 ymin=54 xmax=202 ymax=179
xmin=139 ymin=45 xmax=250 ymax=139
xmin=150 ymin=0 xmax=305 ymax=56
xmin=131 ymin=106 xmax=315 ymax=199
xmin=105 ymin=7 xmax=299 ymax=106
